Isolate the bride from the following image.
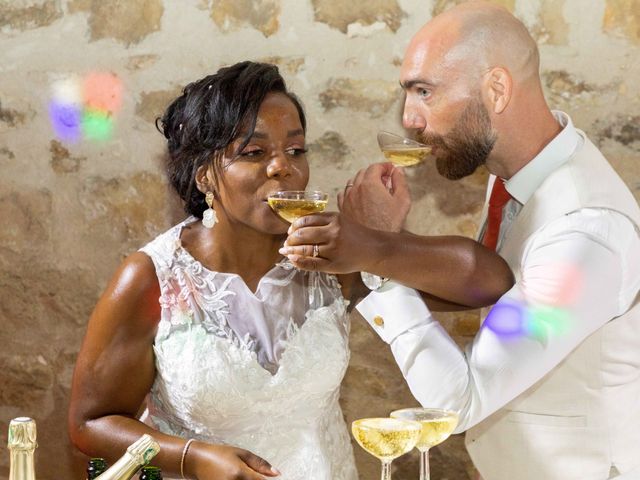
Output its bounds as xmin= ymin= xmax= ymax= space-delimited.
xmin=68 ymin=61 xmax=359 ymax=480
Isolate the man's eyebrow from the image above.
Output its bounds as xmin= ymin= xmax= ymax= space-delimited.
xmin=400 ymin=79 xmax=436 ymax=90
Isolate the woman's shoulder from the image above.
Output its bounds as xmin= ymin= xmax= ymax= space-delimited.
xmin=140 ymin=217 xmax=190 ymax=252
xmin=95 ymin=252 xmax=161 ymax=334
xmin=118 ymin=251 xmax=159 ymax=289
xmin=138 ymin=217 xmax=198 ymax=270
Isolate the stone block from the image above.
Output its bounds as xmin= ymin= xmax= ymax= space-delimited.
xmin=312 ymin=0 xmax=405 ymax=34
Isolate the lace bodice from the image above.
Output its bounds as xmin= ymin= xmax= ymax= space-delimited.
xmin=139 ymin=218 xmax=357 ymax=480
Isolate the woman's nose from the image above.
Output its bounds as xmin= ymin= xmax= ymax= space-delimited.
xmin=266 ymin=152 xmax=291 ymax=178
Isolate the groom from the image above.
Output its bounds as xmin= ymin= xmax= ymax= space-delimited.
xmin=281 ymin=2 xmax=640 ymax=479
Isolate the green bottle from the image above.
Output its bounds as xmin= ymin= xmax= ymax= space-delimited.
xmin=138 ymin=466 xmax=162 ymax=480
xmin=87 ymin=458 xmax=108 ymax=480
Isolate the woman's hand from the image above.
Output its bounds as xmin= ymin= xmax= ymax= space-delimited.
xmin=280 ymin=212 xmax=380 ymax=274
xmin=187 ymin=442 xmax=280 ymax=480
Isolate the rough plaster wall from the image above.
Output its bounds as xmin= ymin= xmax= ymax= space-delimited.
xmin=0 ymin=0 xmax=639 ymax=478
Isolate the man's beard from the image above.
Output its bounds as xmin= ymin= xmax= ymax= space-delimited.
xmin=418 ymin=98 xmax=497 ymax=180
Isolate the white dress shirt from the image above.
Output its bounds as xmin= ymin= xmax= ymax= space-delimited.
xmin=356 ymin=111 xmax=640 ymax=433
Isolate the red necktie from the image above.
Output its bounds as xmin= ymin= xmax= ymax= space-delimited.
xmin=482 ymin=178 xmax=511 ymax=251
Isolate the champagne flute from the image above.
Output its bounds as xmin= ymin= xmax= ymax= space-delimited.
xmin=352 ymin=417 xmax=422 ymax=480
xmin=377 ymin=131 xmax=432 ymax=167
xmin=267 ymin=190 xmax=328 ymax=223
xmin=389 ymin=408 xmax=459 ymax=480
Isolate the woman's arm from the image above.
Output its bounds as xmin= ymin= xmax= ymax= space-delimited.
xmin=287 ymin=215 xmax=514 ymax=309
xmin=340 ymin=271 xmax=481 ymax=314
xmin=284 ymin=164 xmax=514 ymax=309
xmin=68 ymin=252 xmax=277 ymax=479
xmin=338 ymin=273 xmax=368 ymax=312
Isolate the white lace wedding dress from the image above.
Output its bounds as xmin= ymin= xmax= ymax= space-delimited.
xmin=139 ymin=217 xmax=358 ymax=480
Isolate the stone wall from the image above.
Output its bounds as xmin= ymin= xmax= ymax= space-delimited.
xmin=1 ymin=0 xmax=639 ymax=478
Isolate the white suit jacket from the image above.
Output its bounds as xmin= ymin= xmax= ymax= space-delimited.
xmin=466 ymin=134 xmax=640 ymax=480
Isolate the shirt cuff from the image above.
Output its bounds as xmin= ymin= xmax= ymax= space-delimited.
xmin=355 ymin=281 xmax=434 ymax=343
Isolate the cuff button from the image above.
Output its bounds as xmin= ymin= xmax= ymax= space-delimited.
xmin=373 ymin=315 xmax=384 ymax=327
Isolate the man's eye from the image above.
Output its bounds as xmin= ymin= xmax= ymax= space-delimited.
xmin=418 ymin=88 xmax=431 ymax=99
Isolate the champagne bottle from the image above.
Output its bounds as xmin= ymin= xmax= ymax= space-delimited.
xmin=87 ymin=458 xmax=108 ymax=480
xmin=139 ymin=466 xmax=162 ymax=480
xmin=8 ymin=417 xmax=37 ymax=480
xmin=94 ymin=434 xmax=160 ymax=480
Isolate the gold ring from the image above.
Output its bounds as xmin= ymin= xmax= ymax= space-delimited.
xmin=345 ymin=183 xmax=354 ymax=188
xmin=312 ymin=244 xmax=320 ymax=257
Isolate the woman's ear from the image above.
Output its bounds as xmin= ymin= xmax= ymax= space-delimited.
xmin=195 ymin=165 xmax=211 ymax=194
xmin=483 ymin=67 xmax=512 ymax=114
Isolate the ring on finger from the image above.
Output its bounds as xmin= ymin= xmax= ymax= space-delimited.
xmin=345 ymin=183 xmax=354 ymax=188
xmin=312 ymin=244 xmax=320 ymax=257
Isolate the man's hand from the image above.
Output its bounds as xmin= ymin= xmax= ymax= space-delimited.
xmin=338 ymin=162 xmax=411 ymax=233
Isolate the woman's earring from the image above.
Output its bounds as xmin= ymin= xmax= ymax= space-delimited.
xmin=202 ymin=191 xmax=217 ymax=229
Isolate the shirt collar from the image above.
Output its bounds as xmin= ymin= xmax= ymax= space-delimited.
xmin=505 ymin=111 xmax=582 ymax=205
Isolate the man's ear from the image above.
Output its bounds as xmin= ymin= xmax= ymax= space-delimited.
xmin=483 ymin=67 xmax=512 ymax=114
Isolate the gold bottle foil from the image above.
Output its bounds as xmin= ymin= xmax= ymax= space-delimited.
xmin=95 ymin=434 xmax=160 ymax=480
xmin=126 ymin=434 xmax=160 ymax=466
xmin=8 ymin=417 xmax=37 ymax=480
xmin=8 ymin=417 xmax=37 ymax=450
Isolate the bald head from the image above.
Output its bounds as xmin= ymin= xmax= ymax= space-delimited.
xmin=406 ymin=1 xmax=540 ymax=86
xmin=400 ymin=2 xmax=558 ymax=179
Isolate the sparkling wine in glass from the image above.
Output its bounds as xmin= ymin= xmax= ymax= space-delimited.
xmin=352 ymin=417 xmax=422 ymax=480
xmin=390 ymin=408 xmax=459 ymax=480
xmin=377 ymin=131 xmax=432 ymax=167
xmin=267 ymin=190 xmax=328 ymax=223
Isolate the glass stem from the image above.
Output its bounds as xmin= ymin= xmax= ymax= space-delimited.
xmin=420 ymin=449 xmax=430 ymax=480
xmin=381 ymin=460 xmax=392 ymax=480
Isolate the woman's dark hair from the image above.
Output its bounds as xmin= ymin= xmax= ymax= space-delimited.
xmin=156 ymin=61 xmax=306 ymax=218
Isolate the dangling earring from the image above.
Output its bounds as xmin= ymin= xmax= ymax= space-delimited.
xmin=202 ymin=191 xmax=217 ymax=228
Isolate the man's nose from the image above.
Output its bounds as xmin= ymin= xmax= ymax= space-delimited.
xmin=402 ymin=100 xmax=427 ymax=130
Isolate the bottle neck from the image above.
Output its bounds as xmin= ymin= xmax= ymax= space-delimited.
xmin=95 ymin=452 xmax=144 ymax=480
xmin=9 ymin=449 xmax=36 ymax=480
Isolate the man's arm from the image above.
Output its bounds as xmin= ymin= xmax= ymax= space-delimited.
xmin=357 ymin=210 xmax=639 ymax=431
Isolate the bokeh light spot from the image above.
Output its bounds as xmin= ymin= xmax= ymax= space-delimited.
xmin=83 ymin=72 xmax=123 ymax=113
xmin=49 ymin=101 xmax=82 ymax=142
xmin=522 ymin=263 xmax=584 ymax=307
xmin=49 ymin=72 xmax=123 ymax=144
xmin=51 ymin=76 xmax=82 ymax=105
xmin=82 ymin=109 xmax=113 ymax=141
xmin=529 ymin=306 xmax=571 ymax=337
xmin=484 ymin=301 xmax=527 ymax=337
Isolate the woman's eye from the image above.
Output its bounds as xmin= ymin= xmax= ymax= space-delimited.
xmin=286 ymin=147 xmax=308 ymax=156
xmin=240 ymin=149 xmax=263 ymax=157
